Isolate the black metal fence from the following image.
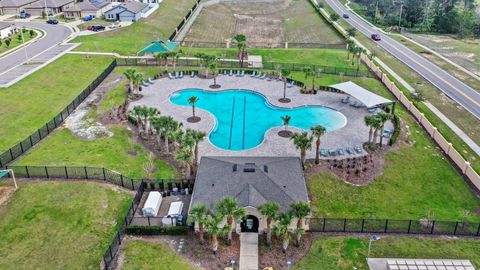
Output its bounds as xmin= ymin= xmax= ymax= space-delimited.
xmin=103 ymin=181 xmax=145 ymax=270
xmin=0 ymin=60 xmax=117 ymax=168
xmin=308 ymin=218 xmax=480 ymax=237
xmin=168 ymin=0 xmax=201 ymax=41
xmin=3 ymin=165 xmax=194 ymax=192
xmin=179 ymin=40 xmax=346 ymax=49
xmin=115 ymin=57 xmax=375 ymax=78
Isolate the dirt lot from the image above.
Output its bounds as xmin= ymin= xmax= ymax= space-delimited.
xmin=183 ymin=0 xmax=344 ymax=47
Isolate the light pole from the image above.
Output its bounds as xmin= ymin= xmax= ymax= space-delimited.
xmin=13 ymin=24 xmax=29 ymax=64
xmin=44 ymin=0 xmax=49 ymax=20
xmin=397 ymin=1 xmax=404 ymax=29
xmin=367 ymin=235 xmax=380 ymax=259
xmin=287 ymin=258 xmax=292 ymax=270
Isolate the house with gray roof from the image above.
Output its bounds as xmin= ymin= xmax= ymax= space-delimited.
xmin=189 ymin=156 xmax=310 ymax=233
xmin=104 ymin=1 xmax=148 ymax=22
xmin=63 ymin=0 xmax=111 ymax=19
xmin=24 ymin=0 xmax=74 ymax=16
xmin=0 ymin=0 xmax=38 ymax=15
xmin=0 ymin=21 xmax=13 ymax=39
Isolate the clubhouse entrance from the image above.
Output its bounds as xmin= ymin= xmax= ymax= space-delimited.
xmin=240 ymin=215 xmax=259 ymax=233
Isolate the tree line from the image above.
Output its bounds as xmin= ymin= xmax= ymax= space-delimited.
xmin=352 ymin=0 xmax=480 ymax=37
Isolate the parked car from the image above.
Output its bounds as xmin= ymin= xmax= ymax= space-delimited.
xmin=19 ymin=11 xmax=31 ymax=19
xmin=343 ymin=13 xmax=349 ymax=18
xmin=83 ymin=15 xmax=95 ymax=21
xmin=371 ymin=33 xmax=381 ymax=41
xmin=108 ymin=23 xmax=121 ymax=29
xmin=88 ymin=25 xmax=105 ymax=31
xmin=46 ymin=19 xmax=58 ymax=24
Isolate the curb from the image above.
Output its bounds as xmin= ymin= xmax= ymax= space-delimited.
xmin=0 ymin=28 xmax=44 ymax=59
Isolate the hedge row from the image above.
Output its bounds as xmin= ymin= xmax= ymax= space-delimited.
xmin=125 ymin=225 xmax=189 ymax=235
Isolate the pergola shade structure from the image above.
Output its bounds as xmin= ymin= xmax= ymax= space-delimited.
xmin=329 ymin=81 xmax=394 ymax=109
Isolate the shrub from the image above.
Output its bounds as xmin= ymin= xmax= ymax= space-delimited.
xmin=125 ymin=225 xmax=189 ymax=235
xmin=389 ymin=114 xmax=401 ymax=146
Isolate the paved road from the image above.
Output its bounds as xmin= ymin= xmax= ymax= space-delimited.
xmin=0 ymin=21 xmax=72 ymax=75
xmin=325 ymin=0 xmax=480 ymax=120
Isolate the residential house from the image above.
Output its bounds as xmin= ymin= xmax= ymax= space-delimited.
xmin=63 ymin=0 xmax=110 ymax=19
xmin=24 ymin=0 xmax=74 ymax=16
xmin=188 ymin=156 xmax=310 ymax=234
xmin=0 ymin=0 xmax=38 ymax=15
xmin=0 ymin=21 xmax=12 ymax=39
xmin=104 ymin=1 xmax=148 ymax=22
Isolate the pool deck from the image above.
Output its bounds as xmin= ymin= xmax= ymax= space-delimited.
xmin=130 ymin=75 xmax=374 ymax=159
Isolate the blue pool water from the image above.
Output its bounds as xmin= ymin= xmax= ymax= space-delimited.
xmin=170 ymin=89 xmax=346 ymax=150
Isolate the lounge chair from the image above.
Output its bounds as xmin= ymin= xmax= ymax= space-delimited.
xmin=259 ymin=74 xmax=266 ymax=80
xmin=354 ymin=146 xmax=363 ymax=153
xmin=240 ymin=70 xmax=245 ymax=77
xmin=320 ymin=148 xmax=328 ymax=157
xmin=147 ymin=78 xmax=154 ymax=84
xmin=229 ymin=70 xmax=233 ymax=76
xmin=256 ymin=73 xmax=262 ymax=78
xmin=236 ymin=70 xmax=241 ymax=77
xmin=287 ymin=82 xmax=293 ymax=88
xmin=337 ymin=148 xmax=344 ymax=156
xmin=250 ymin=71 xmax=256 ymax=77
xmin=179 ymin=71 xmax=184 ymax=78
xmin=175 ymin=72 xmax=179 ymax=79
xmin=142 ymin=80 xmax=149 ymax=87
xmin=267 ymin=76 xmax=273 ymax=81
xmin=168 ymin=73 xmax=174 ymax=80
xmin=190 ymin=71 xmax=195 ymax=78
xmin=341 ymin=96 xmax=350 ymax=104
xmin=329 ymin=149 xmax=336 ymax=157
xmin=346 ymin=147 xmax=354 ymax=155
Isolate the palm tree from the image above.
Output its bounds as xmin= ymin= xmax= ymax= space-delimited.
xmin=204 ymin=212 xmax=225 ymax=254
xmin=377 ymin=112 xmax=393 ymax=146
xmin=145 ymin=107 xmax=160 ymax=135
xmin=346 ymin=27 xmax=357 ymax=37
xmin=132 ymin=72 xmax=145 ymax=94
xmin=289 ymin=201 xmax=310 ymax=246
xmin=233 ymin=34 xmax=246 ymax=67
xmin=186 ymin=129 xmax=206 ymax=174
xmin=151 ymin=116 xmax=168 ymax=150
xmin=346 ymin=39 xmax=354 ymax=60
xmin=209 ymin=59 xmax=219 ymax=87
xmin=273 ymin=212 xmax=293 ymax=253
xmin=170 ymin=125 xmax=185 ymax=150
xmin=364 ymin=115 xmax=376 ymax=145
xmin=175 ymin=148 xmax=192 ymax=179
xmin=123 ymin=69 xmax=137 ymax=93
xmin=132 ymin=105 xmax=148 ymax=134
xmin=280 ymin=68 xmax=291 ymax=101
xmin=307 ymin=68 xmax=317 ymax=92
xmin=217 ymin=197 xmax=246 ymax=245
xmin=163 ymin=117 xmax=182 ymax=153
xmin=188 ymin=204 xmax=210 ymax=244
xmin=302 ymin=66 xmax=311 ymax=82
xmin=280 ymin=115 xmax=291 ymax=131
xmin=371 ymin=116 xmax=383 ymax=147
xmin=290 ymin=132 xmax=313 ymax=169
xmin=258 ymin=201 xmax=279 ymax=246
xmin=188 ymin=96 xmax=199 ymax=120
xmin=154 ymin=53 xmax=164 ymax=73
xmin=311 ymin=125 xmax=327 ymax=164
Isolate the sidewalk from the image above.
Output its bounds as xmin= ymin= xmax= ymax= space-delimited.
xmin=239 ymin=233 xmax=258 ymax=270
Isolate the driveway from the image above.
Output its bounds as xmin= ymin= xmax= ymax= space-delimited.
xmin=325 ymin=0 xmax=480 ymax=120
xmin=0 ymin=21 xmax=76 ymax=87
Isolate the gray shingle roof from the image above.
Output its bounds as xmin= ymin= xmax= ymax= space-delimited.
xmin=0 ymin=0 xmax=38 ymax=8
xmin=189 ymin=156 xmax=309 ymax=213
xmin=121 ymin=1 xmax=148 ymax=13
xmin=64 ymin=0 xmax=108 ymax=12
xmin=24 ymin=0 xmax=73 ymax=8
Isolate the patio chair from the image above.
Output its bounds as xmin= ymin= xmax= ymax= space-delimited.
xmin=240 ymin=70 xmax=245 ymax=77
xmin=367 ymin=107 xmax=377 ymax=113
xmin=346 ymin=147 xmax=354 ymax=155
xmin=287 ymin=82 xmax=293 ymax=88
xmin=250 ymin=71 xmax=256 ymax=77
xmin=320 ymin=148 xmax=328 ymax=157
xmin=179 ymin=71 xmax=184 ymax=78
xmin=259 ymin=74 xmax=267 ymax=80
xmin=236 ymin=70 xmax=241 ymax=76
xmin=223 ymin=70 xmax=227 ymax=75
xmin=175 ymin=71 xmax=180 ymax=79
xmin=229 ymin=70 xmax=233 ymax=76
xmin=266 ymin=76 xmax=273 ymax=81
xmin=354 ymin=146 xmax=363 ymax=153
xmin=256 ymin=73 xmax=262 ymax=78
xmin=341 ymin=96 xmax=350 ymax=104
xmin=168 ymin=73 xmax=174 ymax=80
xmin=190 ymin=71 xmax=196 ymax=78
xmin=147 ymin=78 xmax=154 ymax=84
xmin=337 ymin=148 xmax=344 ymax=156
xmin=142 ymin=80 xmax=149 ymax=87
xmin=329 ymin=149 xmax=336 ymax=157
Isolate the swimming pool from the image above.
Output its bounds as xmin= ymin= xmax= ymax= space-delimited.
xmin=170 ymin=89 xmax=347 ymax=150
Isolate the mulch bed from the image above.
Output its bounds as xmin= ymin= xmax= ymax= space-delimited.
xmin=278 ymin=130 xmax=293 ymax=138
xmin=259 ymin=233 xmax=314 ymax=270
xmin=187 ymin=116 xmax=202 ymax=123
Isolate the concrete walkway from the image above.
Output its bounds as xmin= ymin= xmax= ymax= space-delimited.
xmin=239 ymin=233 xmax=258 ymax=270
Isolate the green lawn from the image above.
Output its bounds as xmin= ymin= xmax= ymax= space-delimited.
xmin=0 ymin=54 xmax=114 ymax=153
xmin=14 ymin=125 xmax=177 ymax=180
xmin=294 ymin=236 xmax=480 ymax=270
xmin=122 ymin=240 xmax=197 ymax=270
xmin=0 ymin=181 xmax=132 ymax=269
xmin=0 ymin=29 xmax=38 ymax=55
xmin=73 ymin=0 xmax=196 ymax=55
xmin=179 ymin=47 xmax=369 ymax=70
